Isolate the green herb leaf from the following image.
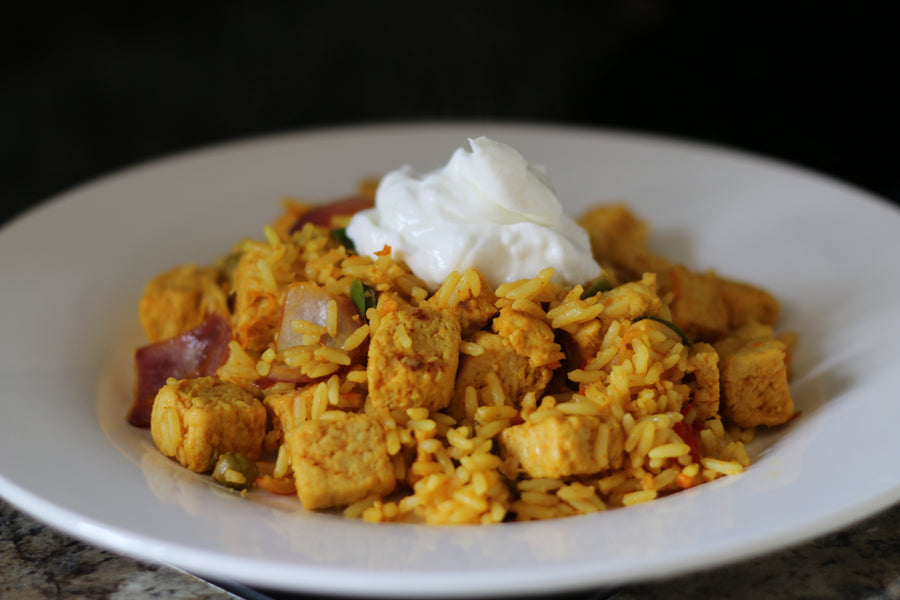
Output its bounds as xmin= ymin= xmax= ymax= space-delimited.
xmin=330 ymin=227 xmax=356 ymax=253
xmin=350 ymin=278 xmax=377 ymax=318
xmin=632 ymin=315 xmax=695 ymax=348
xmin=581 ymin=273 xmax=613 ymax=299
xmin=220 ymin=251 xmax=243 ymax=285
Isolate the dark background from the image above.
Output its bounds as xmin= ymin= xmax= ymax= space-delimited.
xmin=2 ymin=1 xmax=898 ymax=229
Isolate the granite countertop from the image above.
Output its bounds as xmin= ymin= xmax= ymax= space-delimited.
xmin=2 ymin=498 xmax=899 ymax=599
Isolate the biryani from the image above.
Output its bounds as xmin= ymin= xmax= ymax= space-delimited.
xmin=126 ymin=139 xmax=797 ymax=525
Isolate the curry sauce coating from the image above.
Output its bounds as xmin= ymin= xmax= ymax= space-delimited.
xmin=662 ymin=267 xmax=781 ymax=344
xmin=577 ymin=203 xmax=671 ymax=283
xmin=663 ymin=264 xmax=731 ymax=343
xmin=427 ymin=269 xmax=498 ymax=337
xmin=714 ymin=323 xmax=794 ymax=427
xmin=558 ymin=274 xmax=665 ymax=369
xmin=229 ymin=244 xmax=285 ymax=354
xmin=449 ymin=331 xmax=554 ymax=421
xmin=366 ymin=302 xmax=462 ymax=413
xmin=263 ymin=381 xmax=366 ymax=448
xmin=599 ymin=273 xmax=666 ymax=323
xmin=287 ymin=413 xmax=396 ymax=510
xmin=492 ymin=306 xmax=565 ymax=368
xmin=685 ymin=342 xmax=721 ymax=420
xmin=138 ymin=264 xmax=230 ymax=343
xmin=263 ymin=384 xmax=317 ymax=446
xmin=150 ymin=376 xmax=266 ymax=473
xmin=499 ymin=414 xmax=625 ymax=479
xmin=578 ymin=203 xmax=781 ymax=346
xmin=716 ymin=277 xmax=780 ymax=330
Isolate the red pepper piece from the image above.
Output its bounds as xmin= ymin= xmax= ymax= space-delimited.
xmin=673 ymin=421 xmax=703 ymax=464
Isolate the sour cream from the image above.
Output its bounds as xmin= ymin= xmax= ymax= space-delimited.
xmin=345 ymin=137 xmax=602 ymax=291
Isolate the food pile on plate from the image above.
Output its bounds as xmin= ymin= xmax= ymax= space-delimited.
xmin=127 ymin=139 xmax=797 ymax=524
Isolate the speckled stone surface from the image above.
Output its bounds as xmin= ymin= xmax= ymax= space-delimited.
xmin=3 ymin=498 xmax=900 ymax=599
xmin=609 ymin=501 xmax=900 ymax=600
xmin=0 ymin=500 xmax=236 ymax=600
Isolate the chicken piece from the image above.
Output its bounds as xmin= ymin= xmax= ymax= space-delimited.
xmin=568 ymin=273 xmax=667 ymax=363
xmin=215 ymin=339 xmax=261 ymax=392
xmin=263 ymin=381 xmax=364 ymax=445
xmin=263 ymin=384 xmax=317 ymax=445
xmin=663 ymin=264 xmax=730 ymax=343
xmin=448 ymin=331 xmax=554 ymax=420
xmin=685 ymin=342 xmax=720 ymax=420
xmin=558 ymin=318 xmax=605 ymax=370
xmin=287 ymin=413 xmax=396 ymax=510
xmin=577 ymin=203 xmax=671 ymax=282
xmin=230 ymin=245 xmax=284 ymax=354
xmin=561 ymin=274 xmax=667 ymax=374
xmin=598 ymin=272 xmax=664 ymax=322
xmin=716 ymin=277 xmax=780 ymax=330
xmin=491 ymin=307 xmax=565 ymax=369
xmin=499 ymin=415 xmax=624 ymax=479
xmin=138 ymin=264 xmax=229 ymax=343
xmin=150 ymin=377 xmax=266 ymax=473
xmin=714 ymin=323 xmax=794 ymax=427
xmin=367 ymin=301 xmax=461 ymax=413
xmin=427 ymin=268 xmax=498 ymax=337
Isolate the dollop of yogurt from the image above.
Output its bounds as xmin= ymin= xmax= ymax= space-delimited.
xmin=345 ymin=137 xmax=602 ymax=291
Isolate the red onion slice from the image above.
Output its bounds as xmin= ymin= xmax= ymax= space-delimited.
xmin=127 ymin=314 xmax=232 ymax=427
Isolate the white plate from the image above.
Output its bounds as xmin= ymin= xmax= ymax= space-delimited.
xmin=2 ymin=123 xmax=899 ymax=598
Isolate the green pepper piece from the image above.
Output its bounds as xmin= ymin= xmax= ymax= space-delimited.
xmin=632 ymin=315 xmax=695 ymax=348
xmin=581 ymin=273 xmax=613 ymax=299
xmin=330 ymin=227 xmax=356 ymax=253
xmin=350 ymin=278 xmax=377 ymax=318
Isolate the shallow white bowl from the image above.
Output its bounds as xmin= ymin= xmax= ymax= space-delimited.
xmin=1 ymin=123 xmax=899 ymax=598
